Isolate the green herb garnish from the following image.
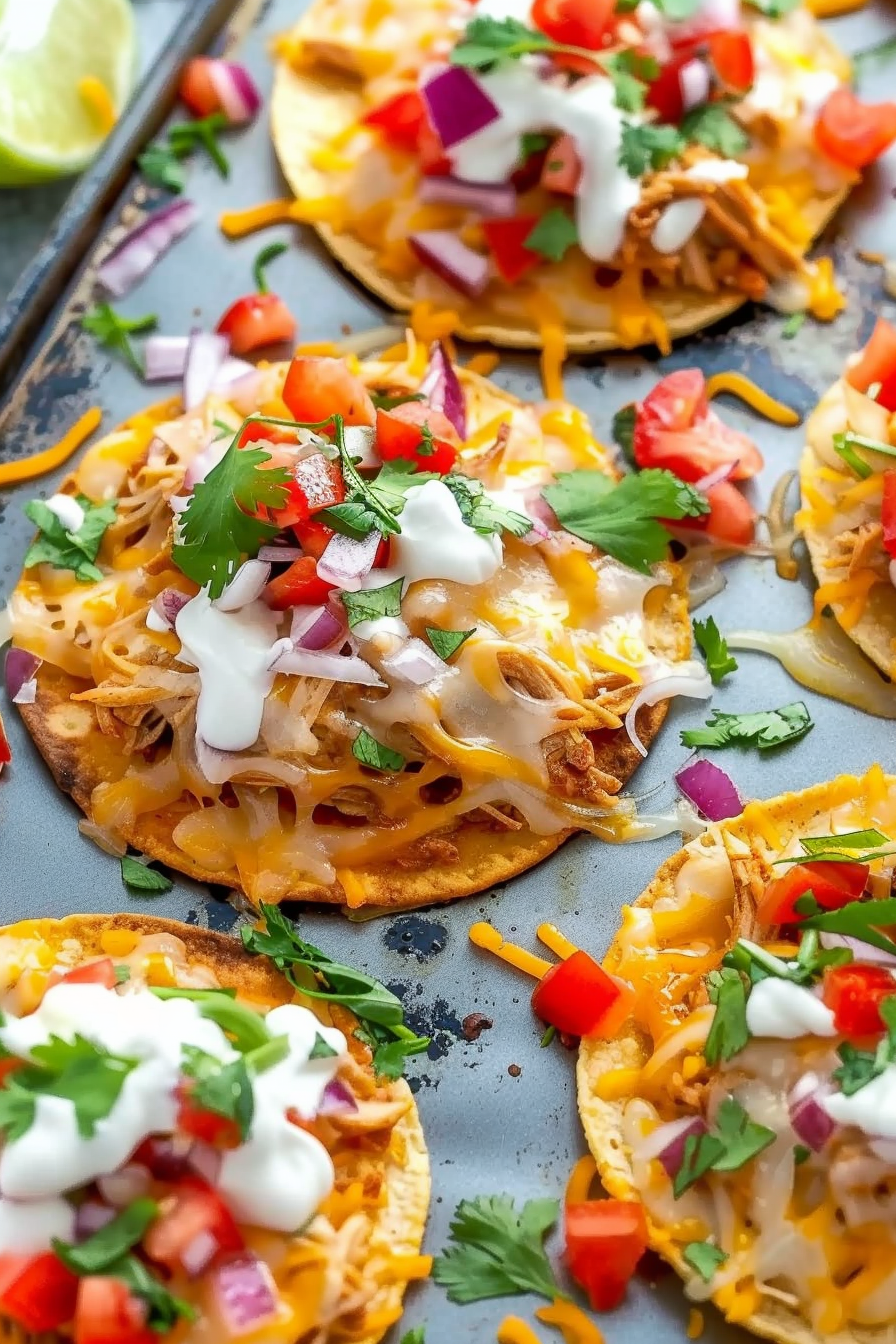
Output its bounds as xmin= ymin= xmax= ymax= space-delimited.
xmin=181 ymin=1046 xmax=255 ymax=1140
xmin=352 ymin=729 xmax=406 ymax=772
xmin=619 ymin=121 xmax=685 ymax=177
xmin=683 ymin=1240 xmax=728 ymax=1281
xmin=674 ymin=1097 xmax=775 ymax=1197
xmin=24 ymin=495 xmax=117 ymax=584
xmin=681 ymin=103 xmax=750 ymax=156
xmin=120 ymin=856 xmax=173 ymax=894
xmin=137 ymin=144 xmax=187 ymax=193
xmin=82 ymin=303 xmax=157 ymax=375
xmin=0 ymin=1036 xmax=137 ymax=1142
xmin=524 ymin=208 xmax=579 ymax=263
xmin=253 ymin=241 xmax=288 ymax=294
xmin=704 ymin=967 xmax=750 ymax=1065
xmin=680 ymin=702 xmax=813 ymax=751
xmin=425 ymin=627 xmax=475 ymax=660
xmin=693 ymin=616 xmax=738 ymax=685
xmin=432 ymin=1195 xmax=564 ymax=1304
xmin=168 ymin=112 xmax=230 ymax=177
xmin=54 ymin=1199 xmax=158 ymax=1275
xmin=341 ymin=578 xmax=404 ymax=630
xmin=782 ymin=312 xmax=806 ymax=340
xmin=611 ymin=405 xmax=637 ymax=467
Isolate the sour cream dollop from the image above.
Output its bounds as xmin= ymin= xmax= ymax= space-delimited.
xmin=745 ymin=978 xmax=837 ymax=1039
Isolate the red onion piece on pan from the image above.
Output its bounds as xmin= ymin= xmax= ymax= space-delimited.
xmin=419 ymin=175 xmax=517 ymax=218
xmin=317 ymin=1077 xmax=358 ymax=1117
xmin=317 ymin=531 xmax=381 ymax=591
xmin=212 ymin=1255 xmax=280 ymax=1336
xmin=420 ymin=341 xmax=467 ymax=439
xmin=788 ymin=1074 xmax=838 ymax=1151
xmin=184 ymin=332 xmax=230 ymax=411
xmin=291 ymin=605 xmax=347 ymax=651
xmin=5 ymin=649 xmax=41 ymax=702
xmin=420 ymin=66 xmax=500 ymax=149
xmin=624 ymin=670 xmax=713 ymax=758
xmin=97 ymin=200 xmax=199 ymax=299
xmin=675 ymin=757 xmax=743 ymax=821
xmin=214 ymin=560 xmax=271 ymax=612
xmin=409 ymin=232 xmax=490 ymax=298
xmin=207 ymin=61 xmax=263 ymax=125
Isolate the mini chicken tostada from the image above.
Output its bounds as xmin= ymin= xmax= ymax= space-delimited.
xmin=577 ymin=765 xmax=896 ymax=1343
xmin=0 ymin=907 xmax=429 ymax=1344
xmin=269 ymin=0 xmax=887 ymax=356
xmin=9 ymin=345 xmax=707 ymax=911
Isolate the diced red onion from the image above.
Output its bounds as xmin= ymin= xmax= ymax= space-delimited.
xmin=75 ymin=1201 xmax=116 ymax=1240
xmin=291 ymin=604 xmax=347 ymax=651
xmin=97 ymin=200 xmax=199 ymax=299
xmin=788 ymin=1074 xmax=838 ymax=1151
xmin=144 ymin=335 xmax=190 ymax=382
xmin=224 ymin=371 xmax=266 ymax=416
xmin=184 ymin=332 xmax=230 ymax=411
xmin=258 ymin=545 xmax=303 ymax=563
xmin=212 ymin=1255 xmax=279 ymax=1336
xmin=214 ymin=560 xmax=271 ymax=612
xmin=382 ymin=638 xmax=449 ymax=686
xmin=5 ymin=649 xmax=41 ymax=702
xmin=420 ymin=66 xmax=500 ymax=149
xmin=270 ymin=646 xmax=385 ymax=685
xmin=188 ymin=1140 xmax=223 ymax=1186
xmin=675 ymin=757 xmax=743 ymax=822
xmin=625 ymin=669 xmax=713 ymax=758
xmin=215 ymin=356 xmax=257 ymax=387
xmin=654 ymin=1116 xmax=708 ymax=1177
xmin=12 ymin=678 xmax=37 ymax=705
xmin=317 ymin=531 xmax=381 ymax=591
xmin=136 ymin=1135 xmax=194 ymax=1180
xmin=151 ymin=588 xmax=191 ymax=631
xmin=181 ymin=1228 xmax=220 ymax=1278
xmin=695 ymin=460 xmax=738 ymax=492
xmin=409 ymin=231 xmax=489 ymax=298
xmin=97 ymin=1164 xmax=151 ymax=1208
xmin=819 ymin=932 xmax=896 ymax=966
xmin=420 ymin=341 xmax=467 ymax=439
xmin=317 ymin=1077 xmax=358 ymax=1117
xmin=206 ymin=60 xmax=263 ymax=125
xmin=679 ymin=58 xmax=711 ymax=111
xmin=419 ymin=175 xmax=517 ymax=218
xmin=343 ymin=424 xmax=379 ymax=469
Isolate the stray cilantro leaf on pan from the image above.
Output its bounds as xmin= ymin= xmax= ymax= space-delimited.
xmin=782 ymin=312 xmax=806 ymax=340
xmin=683 ymin=1241 xmax=728 ymax=1281
xmin=443 ymin=474 xmax=532 ymax=537
xmin=426 ymin=627 xmax=476 ymax=660
xmin=619 ymin=122 xmax=685 ymax=178
xmin=253 ymin=241 xmax=288 ymax=294
xmin=54 ymin=1199 xmax=159 ymax=1275
xmin=341 ymin=578 xmax=404 ymax=630
xmin=704 ymin=967 xmax=750 ymax=1065
xmin=352 ymin=729 xmax=406 ymax=772
xmin=399 ymin=1330 xmax=426 ymax=1344
xmin=693 ymin=616 xmax=738 ymax=685
xmin=82 ymin=303 xmax=158 ymax=375
xmin=24 ymin=496 xmax=117 ymax=584
xmin=611 ymin=405 xmax=637 ymax=467
xmin=137 ymin=144 xmax=187 ymax=193
xmin=432 ymin=1194 xmax=563 ymax=1304
xmin=120 ymin=855 xmax=173 ymax=894
xmin=525 ymin=209 xmax=579 ymax=263
xmin=181 ymin=1046 xmax=254 ymax=1139
xmin=168 ymin=112 xmax=231 ymax=177
xmin=681 ymin=103 xmax=750 ymax=156
xmin=543 ymin=467 xmax=708 ymax=575
xmin=680 ymin=701 xmax=813 ymax=751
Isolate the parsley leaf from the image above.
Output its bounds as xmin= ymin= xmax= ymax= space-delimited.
xmin=172 ymin=433 xmax=291 ymax=599
xmin=352 ymin=729 xmax=406 ymax=772
xmin=681 ymin=103 xmax=750 ymax=156
xmin=680 ymin=702 xmax=813 ymax=751
xmin=799 ymin=896 xmax=896 ymax=959
xmin=683 ymin=1241 xmax=728 ymax=1281
xmin=525 ymin=208 xmax=579 ymax=263
xmin=611 ymin=405 xmax=637 ymax=468
xmin=543 ymin=467 xmax=708 ymax=575
xmin=426 ymin=627 xmax=475 ymax=660
xmin=0 ymin=1036 xmax=138 ymax=1141
xmin=674 ymin=1097 xmax=775 ymax=1196
xmin=693 ymin=616 xmax=738 ymax=685
xmin=242 ymin=904 xmax=430 ymax=1078
xmin=619 ymin=122 xmax=685 ymax=178
xmin=604 ymin=51 xmax=659 ymax=113
xmin=443 ymin=474 xmax=532 ymax=537
xmin=341 ymin=578 xmax=404 ymax=630
xmin=137 ymin=144 xmax=187 ymax=193
xmin=704 ymin=967 xmax=750 ymax=1065
xmin=120 ymin=855 xmax=173 ymax=894
xmin=82 ymin=303 xmax=158 ymax=375
xmin=432 ymin=1195 xmax=563 ymax=1304
xmin=253 ymin=242 xmax=288 ymax=295
xmin=181 ymin=1046 xmax=254 ymax=1140
xmin=54 ymin=1199 xmax=158 ymax=1275
xmin=168 ymin=112 xmax=230 ymax=177
xmin=24 ymin=495 xmax=117 ymax=584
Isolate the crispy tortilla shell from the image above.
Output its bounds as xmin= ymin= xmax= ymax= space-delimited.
xmin=0 ymin=913 xmax=430 ymax=1344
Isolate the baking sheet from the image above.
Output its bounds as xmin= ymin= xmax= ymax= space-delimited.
xmin=2 ymin=1 xmax=896 ymax=1340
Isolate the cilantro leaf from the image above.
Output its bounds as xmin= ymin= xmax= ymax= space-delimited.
xmin=611 ymin=405 xmax=637 ymax=468
xmin=794 ymin=1144 xmax=811 ymax=1165
xmin=704 ymin=967 xmax=749 ymax=1065
xmin=799 ymin=896 xmax=896 ymax=959
xmin=370 ymin=391 xmax=426 ymax=412
xmin=674 ymin=1132 xmax=726 ymax=1197
xmin=310 ymin=1033 xmax=338 ymax=1059
xmin=683 ymin=1241 xmax=728 ymax=1281
xmin=712 ymin=1096 xmax=777 ymax=1171
xmin=54 ymin=1199 xmax=158 ymax=1275
xmin=834 ymin=1041 xmax=880 ymax=1096
xmin=172 ymin=435 xmax=291 ymax=599
xmin=619 ymin=122 xmax=685 ymax=178
xmin=120 ymin=856 xmax=173 ymax=894
xmin=168 ymin=112 xmax=230 ymax=177
xmin=400 ymin=1330 xmax=426 ymax=1344
xmin=432 ymin=1195 xmax=563 ymax=1304
xmin=450 ymin=16 xmax=556 ymax=69
xmin=543 ymin=467 xmax=708 ymax=574
xmin=604 ymin=51 xmax=659 ymax=112
xmin=443 ymin=474 xmax=532 ymax=537
xmin=520 ymin=132 xmax=552 ymax=160
xmin=0 ymin=1036 xmax=138 ymax=1141
xmin=426 ymin=627 xmax=475 ymax=660
xmin=137 ymin=144 xmax=186 ymax=193
xmin=352 ymin=729 xmax=406 ymax=772
xmin=24 ymin=495 xmax=117 ymax=584
xmin=681 ymin=103 xmax=750 ymax=156
xmin=181 ymin=1046 xmax=254 ymax=1140
xmin=82 ymin=303 xmax=158 ymax=375
xmin=0 ymin=1083 xmax=36 ymax=1143
xmin=109 ymin=1254 xmax=196 ymax=1330
xmin=680 ymin=702 xmax=813 ymax=751
xmin=322 ymin=435 xmax=438 ymax=539
xmin=253 ymin=242 xmax=288 ymax=295
xmin=693 ymin=616 xmax=738 ymax=685
xmin=525 ymin=209 xmax=579 ymax=263
xmin=744 ymin=0 xmax=800 ymax=16
xmin=782 ymin=312 xmax=806 ymax=340
xmin=341 ymin=578 xmax=404 ymax=630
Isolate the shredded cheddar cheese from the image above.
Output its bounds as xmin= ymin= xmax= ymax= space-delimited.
xmin=497 ymin=1317 xmax=545 ymax=1344
xmin=377 ymin=1253 xmax=433 ymax=1283
xmin=808 ymin=257 xmax=847 ymax=321
xmin=410 ymin=301 xmax=462 ymax=346
xmin=467 ymin=352 xmax=501 ymax=377
xmin=704 ymin=373 xmax=800 ymax=427
xmin=565 ymin=1155 xmax=597 ymax=1204
xmin=78 ymin=76 xmax=117 ymax=132
xmin=807 ymin=0 xmax=867 ymax=15
xmin=812 ymin=569 xmax=882 ymax=629
xmin=536 ymin=1300 xmax=605 ymax=1344
xmin=594 ymin=1067 xmax=642 ymax=1101
xmin=522 ymin=291 xmax=566 ymax=401
xmin=469 ymin=923 xmax=552 ymax=980
xmin=0 ymin=407 xmax=102 ymax=487
xmin=687 ymin=1308 xmax=705 ymax=1339
xmin=537 ymin=923 xmax=578 ymax=960
xmin=335 ymin=868 xmax=368 ymax=909
xmin=219 ymin=199 xmax=297 ymax=238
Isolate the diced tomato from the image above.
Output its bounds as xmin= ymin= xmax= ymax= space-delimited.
xmin=541 ymin=134 xmax=581 ymax=195
xmin=264 ymin=556 xmax=335 ymax=610
xmin=708 ymin=32 xmax=754 ymax=94
xmin=178 ymin=57 xmax=220 ymax=119
xmin=815 ymin=88 xmax=896 ymax=170
xmin=0 ymin=716 xmax=10 ymax=767
xmin=362 ymin=89 xmax=426 ymax=152
xmin=293 ymin=516 xmax=336 ymax=560
xmin=845 ymin=318 xmax=896 ymax=402
xmin=375 ymin=402 xmax=459 ymax=474
xmin=0 ymin=1254 xmax=79 ymax=1332
xmin=756 ymin=860 xmax=870 ymax=927
xmin=531 ymin=0 xmax=615 ymax=50
xmin=261 ymin=451 xmax=345 ymax=529
xmin=646 ymin=53 xmax=693 ymax=123
xmin=823 ymin=963 xmax=896 ymax=1040
xmin=531 ymin=951 xmax=635 ymax=1038
xmin=565 ymin=1200 xmax=649 ymax=1312
xmin=74 ymin=1277 xmax=154 ymax=1344
xmin=143 ymin=1178 xmax=243 ymax=1275
xmin=216 ymin=293 xmax=296 ymax=356
xmin=46 ymin=958 xmax=118 ymax=992
xmin=634 ymin=370 xmax=764 ymax=482
xmin=482 ymin=216 xmax=542 ymax=285
xmin=177 ymin=1085 xmax=241 ymax=1149
xmin=882 ymin=473 xmax=896 ymax=560
xmin=282 ymin=356 xmax=376 ymax=434
xmin=417 ymin=117 xmax=451 ymax=176
xmin=700 ymin=481 xmax=758 ymax=546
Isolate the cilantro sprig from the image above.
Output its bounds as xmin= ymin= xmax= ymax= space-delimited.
xmin=680 ymin=103 xmax=750 ymax=156
xmin=525 ymin=208 xmax=579 ymax=263
xmin=705 ymin=967 xmax=750 ymax=1065
xmin=796 ymin=894 xmax=896 ymax=959
xmin=775 ymin=828 xmax=896 ymax=866
xmin=253 ymin=242 xmax=289 ymax=295
xmin=432 ymin=1195 xmax=564 ymax=1304
xmin=674 ymin=1097 xmax=775 ymax=1197
xmin=341 ymin=578 xmax=404 ymax=630
xmin=833 ymin=996 xmax=896 ymax=1095
xmin=683 ymin=1241 xmax=728 ymax=1281
xmin=81 ymin=303 xmax=157 ymax=375
xmin=611 ymin=405 xmax=637 ymax=467
xmin=352 ymin=728 xmax=406 ymax=772
xmin=137 ymin=144 xmax=187 ymax=193
xmin=693 ymin=616 xmax=738 ymax=685
xmin=168 ymin=112 xmax=231 ymax=177
xmin=0 ymin=1034 xmax=137 ymax=1141
xmin=619 ymin=122 xmax=685 ymax=177
xmin=426 ymin=627 xmax=475 ymax=660
xmin=681 ymin=702 xmax=813 ymax=751
xmin=24 ymin=495 xmax=117 ymax=584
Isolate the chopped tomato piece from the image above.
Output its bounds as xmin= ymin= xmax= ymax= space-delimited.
xmin=565 ymin=1200 xmax=648 ymax=1311
xmin=362 ymin=89 xmax=426 ymax=152
xmin=264 ymin=556 xmax=335 ymax=610
xmin=0 ymin=717 xmax=10 ymax=768
xmin=531 ymin=0 xmax=615 ymax=50
xmin=482 ymin=216 xmax=542 ymax=285
xmin=681 ymin=479 xmax=757 ymax=547
xmin=531 ymin=951 xmax=634 ymax=1038
xmin=417 ymin=117 xmax=451 ymax=176
xmin=293 ymin=516 xmax=337 ymax=560
xmin=708 ymin=32 xmax=754 ymax=94
xmin=634 ymin=370 xmax=764 ymax=482
xmin=282 ymin=356 xmax=376 ymax=434
xmin=883 ymin=473 xmax=896 ymax=559
xmin=823 ymin=963 xmax=896 ymax=1040
xmin=846 ymin=318 xmax=896 ymax=402
xmin=216 ymin=293 xmax=296 ymax=356
xmin=74 ymin=1277 xmax=154 ymax=1344
xmin=646 ymin=54 xmax=692 ymax=123
xmin=178 ymin=57 xmax=220 ymax=119
xmin=756 ymin=860 xmax=869 ymax=927
xmin=260 ymin=451 xmax=345 ymax=529
xmin=376 ymin=402 xmax=459 ymax=474
xmin=177 ymin=1085 xmax=241 ymax=1149
xmin=143 ymin=1178 xmax=243 ymax=1275
xmin=540 ymin=134 xmax=581 ymax=195
xmin=815 ymin=89 xmax=896 ymax=170
xmin=47 ymin=958 xmax=118 ymax=992
xmin=0 ymin=1253 xmax=79 ymax=1332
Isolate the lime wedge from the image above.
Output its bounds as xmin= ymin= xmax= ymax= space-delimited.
xmin=0 ymin=0 xmax=137 ymax=186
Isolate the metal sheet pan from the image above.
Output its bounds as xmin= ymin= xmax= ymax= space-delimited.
xmin=2 ymin=2 xmax=896 ymax=1340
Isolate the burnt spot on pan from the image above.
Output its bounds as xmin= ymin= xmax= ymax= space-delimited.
xmin=389 ymin=979 xmax=463 ymax=1066
xmin=383 ymin=913 xmax=448 ymax=962
xmin=186 ymin=887 xmax=243 ymax=933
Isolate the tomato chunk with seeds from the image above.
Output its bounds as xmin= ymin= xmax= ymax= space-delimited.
xmin=376 ymin=402 xmax=459 ymax=474
xmin=531 ymin=0 xmax=615 ymax=50
xmin=634 ymin=370 xmax=763 ymax=482
xmin=823 ymin=963 xmax=896 ymax=1040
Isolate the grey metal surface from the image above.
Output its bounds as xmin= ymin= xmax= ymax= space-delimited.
xmin=1 ymin=1 xmax=896 ymax=1341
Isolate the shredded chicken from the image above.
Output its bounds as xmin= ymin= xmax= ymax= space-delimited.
xmin=827 ymin=521 xmax=888 ymax=579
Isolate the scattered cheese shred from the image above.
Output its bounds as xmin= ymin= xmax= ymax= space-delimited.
xmin=812 ymin=569 xmax=881 ymax=629
xmin=704 ymin=373 xmax=800 ymax=427
xmin=687 ymin=1308 xmax=705 ymax=1339
xmin=522 ymin=291 xmax=566 ymax=401
xmin=335 ymin=868 xmax=368 ymax=909
xmin=220 ymin=199 xmax=297 ymax=238
xmin=294 ymin=342 xmax=342 ymax=356
xmin=594 ymin=1066 xmax=641 ymax=1101
xmin=410 ymin=301 xmax=461 ymax=346
xmin=808 ymin=257 xmax=847 ymax=321
xmin=807 ymin=0 xmax=867 ymax=15
xmin=378 ymin=1253 xmax=433 ymax=1283
xmin=469 ymin=923 xmax=552 ymax=980
xmin=467 ymin=352 xmax=501 ymax=377
xmin=498 ymin=1316 xmax=544 ymax=1344
xmin=78 ymin=76 xmax=117 ymax=132
xmin=565 ymin=1155 xmax=597 ymax=1204
xmin=100 ymin=930 xmax=140 ymax=957
xmin=0 ymin=407 xmax=102 ymax=488
xmin=536 ymin=1300 xmax=605 ymax=1344
xmin=537 ymin=923 xmax=579 ymax=960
